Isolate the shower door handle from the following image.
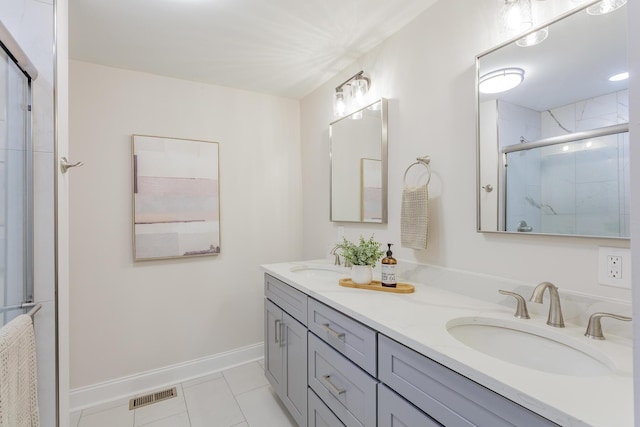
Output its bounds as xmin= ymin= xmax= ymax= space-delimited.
xmin=60 ymin=157 xmax=85 ymax=174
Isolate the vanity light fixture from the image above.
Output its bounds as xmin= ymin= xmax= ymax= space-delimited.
xmin=608 ymin=71 xmax=629 ymax=82
xmin=516 ymin=27 xmax=549 ymax=47
xmin=502 ymin=0 xmax=533 ymax=35
xmin=479 ymin=68 xmax=525 ymax=94
xmin=333 ymin=89 xmax=347 ymax=117
xmin=333 ymin=70 xmax=371 ymax=117
xmin=586 ymin=0 xmax=626 ymax=15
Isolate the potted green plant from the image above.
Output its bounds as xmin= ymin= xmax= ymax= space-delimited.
xmin=336 ymin=235 xmax=385 ymax=285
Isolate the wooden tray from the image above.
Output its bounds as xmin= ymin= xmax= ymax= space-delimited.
xmin=339 ymin=278 xmax=414 ymax=294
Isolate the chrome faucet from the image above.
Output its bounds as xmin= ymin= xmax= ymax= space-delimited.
xmin=584 ymin=312 xmax=632 ymax=340
xmin=529 ymin=282 xmax=564 ymax=328
xmin=330 ymin=245 xmax=341 ymax=266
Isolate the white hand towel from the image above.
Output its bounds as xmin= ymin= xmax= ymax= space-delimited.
xmin=0 ymin=314 xmax=40 ymax=427
xmin=401 ymin=184 xmax=429 ymax=250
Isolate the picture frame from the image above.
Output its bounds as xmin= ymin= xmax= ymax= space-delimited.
xmin=360 ymin=158 xmax=382 ymax=222
xmin=132 ymin=135 xmax=220 ymax=261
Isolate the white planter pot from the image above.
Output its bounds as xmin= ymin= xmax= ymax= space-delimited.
xmin=351 ymin=265 xmax=373 ymax=285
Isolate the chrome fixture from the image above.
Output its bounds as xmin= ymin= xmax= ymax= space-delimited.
xmin=529 ymin=281 xmax=564 ymax=327
xmin=478 ymin=68 xmax=524 ymax=94
xmin=584 ymin=312 xmax=631 ymax=340
xmin=516 ymin=220 xmax=532 ymax=232
xmin=481 ymin=184 xmax=493 ymax=193
xmin=333 ymin=70 xmax=371 ymax=117
xmin=60 ymin=156 xmax=85 ymax=174
xmin=330 ymin=245 xmax=342 ymax=266
xmin=499 ymin=290 xmax=530 ymax=319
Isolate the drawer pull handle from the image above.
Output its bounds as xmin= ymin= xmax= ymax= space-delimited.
xmin=321 ymin=375 xmax=346 ymax=396
xmin=274 ymin=319 xmax=281 ymax=343
xmin=322 ymin=323 xmax=345 ymax=341
xmin=279 ymin=321 xmax=286 ymax=347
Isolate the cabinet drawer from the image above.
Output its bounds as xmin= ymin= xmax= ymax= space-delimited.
xmin=307 ymin=298 xmax=376 ymax=375
xmin=378 ymin=384 xmax=441 ymax=427
xmin=379 ymin=335 xmax=558 ymax=427
xmin=265 ymin=274 xmax=307 ymax=326
xmin=308 ymin=388 xmax=345 ymax=427
xmin=308 ymin=333 xmax=377 ymax=427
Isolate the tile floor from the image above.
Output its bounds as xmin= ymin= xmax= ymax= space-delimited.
xmin=70 ymin=360 xmax=297 ymax=427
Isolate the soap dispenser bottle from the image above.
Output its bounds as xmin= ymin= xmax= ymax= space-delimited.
xmin=381 ymin=243 xmax=397 ymax=287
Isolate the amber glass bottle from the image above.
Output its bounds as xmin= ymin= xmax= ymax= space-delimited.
xmin=381 ymin=243 xmax=397 ymax=287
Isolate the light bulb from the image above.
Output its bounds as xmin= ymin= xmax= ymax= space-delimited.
xmin=333 ymin=90 xmax=346 ymax=117
xmin=352 ymin=77 xmax=369 ymax=108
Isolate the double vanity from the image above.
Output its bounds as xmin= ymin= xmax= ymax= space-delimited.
xmin=262 ymin=261 xmax=633 ymax=427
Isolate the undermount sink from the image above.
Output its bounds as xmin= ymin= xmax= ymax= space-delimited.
xmin=446 ymin=317 xmax=613 ymax=376
xmin=289 ymin=265 xmax=348 ymax=279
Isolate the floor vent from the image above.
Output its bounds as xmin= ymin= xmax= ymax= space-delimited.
xmin=129 ymin=387 xmax=177 ymax=410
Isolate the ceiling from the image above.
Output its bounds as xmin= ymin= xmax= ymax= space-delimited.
xmin=69 ymin=0 xmax=438 ymax=99
xmin=479 ymin=4 xmax=628 ymax=112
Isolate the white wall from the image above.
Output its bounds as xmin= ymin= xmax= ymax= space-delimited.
xmin=301 ymin=0 xmax=632 ymax=301
xmin=69 ymin=61 xmax=302 ymax=390
xmin=629 ymin=0 xmax=640 ymax=421
xmin=0 ymin=1 xmax=56 ymax=425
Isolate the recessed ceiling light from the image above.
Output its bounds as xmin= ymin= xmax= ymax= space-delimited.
xmin=608 ymin=72 xmax=629 ymax=82
xmin=479 ymin=68 xmax=525 ymax=94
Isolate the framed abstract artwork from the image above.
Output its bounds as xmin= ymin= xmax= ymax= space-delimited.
xmin=132 ymin=135 xmax=220 ymax=261
xmin=360 ymin=158 xmax=382 ymax=222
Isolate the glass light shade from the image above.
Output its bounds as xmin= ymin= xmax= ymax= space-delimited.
xmin=479 ymin=68 xmax=525 ymax=94
xmin=333 ymin=90 xmax=346 ymax=117
xmin=516 ymin=27 xmax=549 ymax=47
xmin=587 ymin=0 xmax=626 ymax=15
xmin=502 ymin=0 xmax=533 ymax=35
xmin=352 ymin=77 xmax=369 ymax=108
xmin=350 ymin=110 xmax=363 ymax=120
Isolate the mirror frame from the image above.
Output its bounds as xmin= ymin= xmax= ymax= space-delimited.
xmin=475 ymin=0 xmax=629 ymax=239
xmin=330 ymin=98 xmax=388 ymax=224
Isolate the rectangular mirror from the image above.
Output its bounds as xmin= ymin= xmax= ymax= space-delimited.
xmin=330 ymin=98 xmax=388 ymax=223
xmin=476 ymin=1 xmax=628 ymax=238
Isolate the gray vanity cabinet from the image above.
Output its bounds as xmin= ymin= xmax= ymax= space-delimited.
xmin=378 ymin=334 xmax=558 ymax=427
xmin=308 ymin=388 xmax=345 ymax=427
xmin=308 ymin=333 xmax=377 ymax=427
xmin=378 ymin=384 xmax=442 ymax=427
xmin=264 ymin=276 xmax=308 ymax=427
xmin=263 ymin=272 xmax=558 ymax=427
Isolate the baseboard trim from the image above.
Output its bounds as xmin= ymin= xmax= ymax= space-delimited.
xmin=69 ymin=342 xmax=264 ymax=412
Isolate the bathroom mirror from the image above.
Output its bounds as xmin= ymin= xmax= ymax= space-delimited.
xmin=476 ymin=2 xmax=629 ymax=238
xmin=330 ymin=98 xmax=388 ymax=223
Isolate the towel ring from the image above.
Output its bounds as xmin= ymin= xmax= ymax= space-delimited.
xmin=403 ymin=155 xmax=431 ymax=186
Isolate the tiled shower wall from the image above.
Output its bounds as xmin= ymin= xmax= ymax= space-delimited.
xmin=500 ymin=89 xmax=629 ymax=236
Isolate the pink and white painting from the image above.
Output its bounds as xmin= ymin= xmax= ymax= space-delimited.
xmin=133 ymin=135 xmax=220 ymax=260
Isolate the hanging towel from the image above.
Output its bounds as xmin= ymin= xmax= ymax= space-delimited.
xmin=0 ymin=314 xmax=40 ymax=427
xmin=401 ymin=184 xmax=429 ymax=250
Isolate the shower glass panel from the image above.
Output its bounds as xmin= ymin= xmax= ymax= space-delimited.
xmin=0 ymin=45 xmax=33 ymax=326
xmin=504 ymin=132 xmax=629 ymax=237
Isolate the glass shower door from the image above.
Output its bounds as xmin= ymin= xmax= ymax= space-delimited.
xmin=0 ymin=45 xmax=33 ymax=326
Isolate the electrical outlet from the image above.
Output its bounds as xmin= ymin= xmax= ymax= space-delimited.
xmin=598 ymin=247 xmax=631 ymax=289
xmin=607 ymin=255 xmax=621 ymax=279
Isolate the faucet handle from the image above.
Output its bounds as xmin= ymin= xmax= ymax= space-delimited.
xmin=584 ymin=312 xmax=632 ymax=340
xmin=499 ymin=290 xmax=530 ymax=319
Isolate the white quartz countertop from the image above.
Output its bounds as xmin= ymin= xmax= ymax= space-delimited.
xmin=261 ymin=260 xmax=634 ymax=427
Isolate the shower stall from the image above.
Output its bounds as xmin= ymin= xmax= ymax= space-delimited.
xmin=0 ymin=17 xmax=57 ymax=427
xmin=0 ymin=22 xmax=35 ymax=326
